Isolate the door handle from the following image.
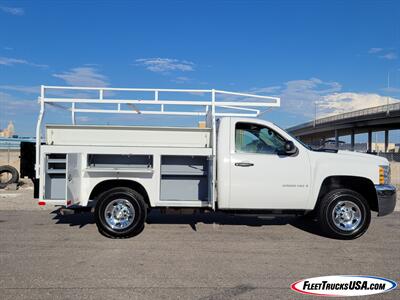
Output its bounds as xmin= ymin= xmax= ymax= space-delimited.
xmin=234 ymin=162 xmax=254 ymax=167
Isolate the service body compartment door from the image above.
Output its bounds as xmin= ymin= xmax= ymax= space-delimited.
xmin=66 ymin=153 xmax=82 ymax=206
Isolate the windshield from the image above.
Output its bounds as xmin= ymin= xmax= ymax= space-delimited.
xmin=273 ymin=123 xmax=313 ymax=150
xmin=273 ymin=123 xmax=340 ymax=152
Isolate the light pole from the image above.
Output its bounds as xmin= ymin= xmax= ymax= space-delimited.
xmin=314 ymin=101 xmax=317 ymax=127
xmin=314 ymin=100 xmax=323 ymax=127
xmin=385 ymin=68 xmax=400 ymax=115
xmin=387 ymin=71 xmax=390 ymax=116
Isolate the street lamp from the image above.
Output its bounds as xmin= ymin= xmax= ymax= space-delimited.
xmin=314 ymin=100 xmax=323 ymax=127
xmin=386 ymin=69 xmax=400 ymax=116
xmin=387 ymin=72 xmax=390 ymax=116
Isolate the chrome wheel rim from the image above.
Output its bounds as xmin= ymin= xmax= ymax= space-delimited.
xmin=332 ymin=200 xmax=362 ymax=231
xmin=104 ymin=199 xmax=135 ymax=230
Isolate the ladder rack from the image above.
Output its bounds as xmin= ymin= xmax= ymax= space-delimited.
xmin=37 ymin=85 xmax=280 ymax=119
xmin=35 ymin=85 xmax=280 ymax=178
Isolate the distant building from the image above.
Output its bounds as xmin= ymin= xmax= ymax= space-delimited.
xmin=370 ymin=142 xmax=396 ymax=153
xmin=338 ymin=142 xmax=397 ymax=153
xmin=307 ymin=140 xmax=399 ymax=153
xmin=0 ymin=121 xmax=15 ymax=138
xmin=338 ymin=143 xmax=368 ymax=152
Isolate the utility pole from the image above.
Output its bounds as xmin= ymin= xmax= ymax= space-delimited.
xmin=387 ymin=71 xmax=390 ymax=116
xmin=314 ymin=101 xmax=317 ymax=127
xmin=314 ymin=100 xmax=322 ymax=127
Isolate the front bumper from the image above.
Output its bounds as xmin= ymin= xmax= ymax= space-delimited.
xmin=375 ymin=184 xmax=397 ymax=216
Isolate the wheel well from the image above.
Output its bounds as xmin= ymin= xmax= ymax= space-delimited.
xmin=316 ymin=176 xmax=378 ymax=212
xmin=89 ymin=179 xmax=151 ymax=207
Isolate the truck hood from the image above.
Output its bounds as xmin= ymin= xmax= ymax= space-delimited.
xmin=335 ymin=150 xmax=389 ymax=165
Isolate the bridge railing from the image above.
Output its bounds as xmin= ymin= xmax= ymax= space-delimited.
xmin=378 ymin=152 xmax=400 ymax=162
xmin=288 ymin=102 xmax=400 ymax=132
xmin=316 ymin=102 xmax=400 ymax=125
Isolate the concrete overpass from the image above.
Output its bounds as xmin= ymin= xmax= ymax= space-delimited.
xmin=287 ymin=102 xmax=400 ymax=152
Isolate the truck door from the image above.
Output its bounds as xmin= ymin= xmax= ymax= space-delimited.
xmin=229 ymin=120 xmax=311 ymax=209
xmin=66 ymin=153 xmax=82 ymax=206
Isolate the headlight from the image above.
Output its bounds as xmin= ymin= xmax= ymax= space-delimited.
xmin=379 ymin=165 xmax=390 ymax=185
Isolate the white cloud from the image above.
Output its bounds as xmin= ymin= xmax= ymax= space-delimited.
xmin=0 ymin=5 xmax=24 ymax=16
xmin=379 ymin=52 xmax=397 ymax=60
xmin=320 ymin=93 xmax=399 ymax=116
xmin=0 ymin=91 xmax=37 ymax=118
xmin=53 ymin=67 xmax=109 ymax=86
xmin=253 ymin=78 xmax=341 ymax=117
xmin=254 ymin=78 xmax=399 ymax=118
xmin=368 ymin=48 xmax=398 ymax=60
xmin=0 ymin=88 xmax=39 ymax=134
xmin=171 ymin=76 xmax=191 ymax=83
xmin=0 ymin=85 xmax=39 ymax=94
xmin=0 ymin=57 xmax=26 ymax=65
xmin=368 ymin=48 xmax=383 ymax=54
xmin=0 ymin=56 xmax=47 ymax=68
xmin=253 ymin=86 xmax=281 ymax=94
xmin=382 ymin=86 xmax=400 ymax=94
xmin=135 ymin=58 xmax=195 ymax=73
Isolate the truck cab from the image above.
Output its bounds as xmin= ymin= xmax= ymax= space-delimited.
xmin=218 ymin=117 xmax=312 ymax=210
xmin=217 ymin=117 xmax=395 ymax=239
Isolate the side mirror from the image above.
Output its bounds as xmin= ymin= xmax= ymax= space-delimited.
xmin=283 ymin=141 xmax=297 ymax=155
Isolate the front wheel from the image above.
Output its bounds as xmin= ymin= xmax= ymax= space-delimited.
xmin=316 ymin=189 xmax=371 ymax=239
xmin=94 ymin=187 xmax=147 ymax=238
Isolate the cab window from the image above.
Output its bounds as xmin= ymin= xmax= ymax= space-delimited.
xmin=235 ymin=122 xmax=286 ymax=154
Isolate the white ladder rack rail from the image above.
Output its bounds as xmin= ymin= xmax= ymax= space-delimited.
xmin=35 ymin=85 xmax=280 ymax=179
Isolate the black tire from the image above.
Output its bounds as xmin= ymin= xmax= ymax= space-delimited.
xmin=0 ymin=165 xmax=19 ymax=189
xmin=316 ymin=188 xmax=371 ymax=240
xmin=94 ymin=187 xmax=147 ymax=239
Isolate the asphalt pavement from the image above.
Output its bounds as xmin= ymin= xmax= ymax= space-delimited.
xmin=0 ymin=198 xmax=400 ymax=299
xmin=0 ymin=186 xmax=399 ymax=299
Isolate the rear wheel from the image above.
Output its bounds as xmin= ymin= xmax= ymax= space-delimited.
xmin=316 ymin=188 xmax=371 ymax=239
xmin=94 ymin=187 xmax=147 ymax=238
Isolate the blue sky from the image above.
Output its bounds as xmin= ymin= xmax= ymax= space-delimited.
xmin=0 ymin=0 xmax=399 ymax=137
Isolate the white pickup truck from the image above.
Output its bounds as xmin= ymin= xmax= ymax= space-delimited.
xmin=22 ymin=86 xmax=396 ymax=239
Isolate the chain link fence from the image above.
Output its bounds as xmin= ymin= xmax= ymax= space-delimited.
xmin=377 ymin=152 xmax=400 ymax=162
